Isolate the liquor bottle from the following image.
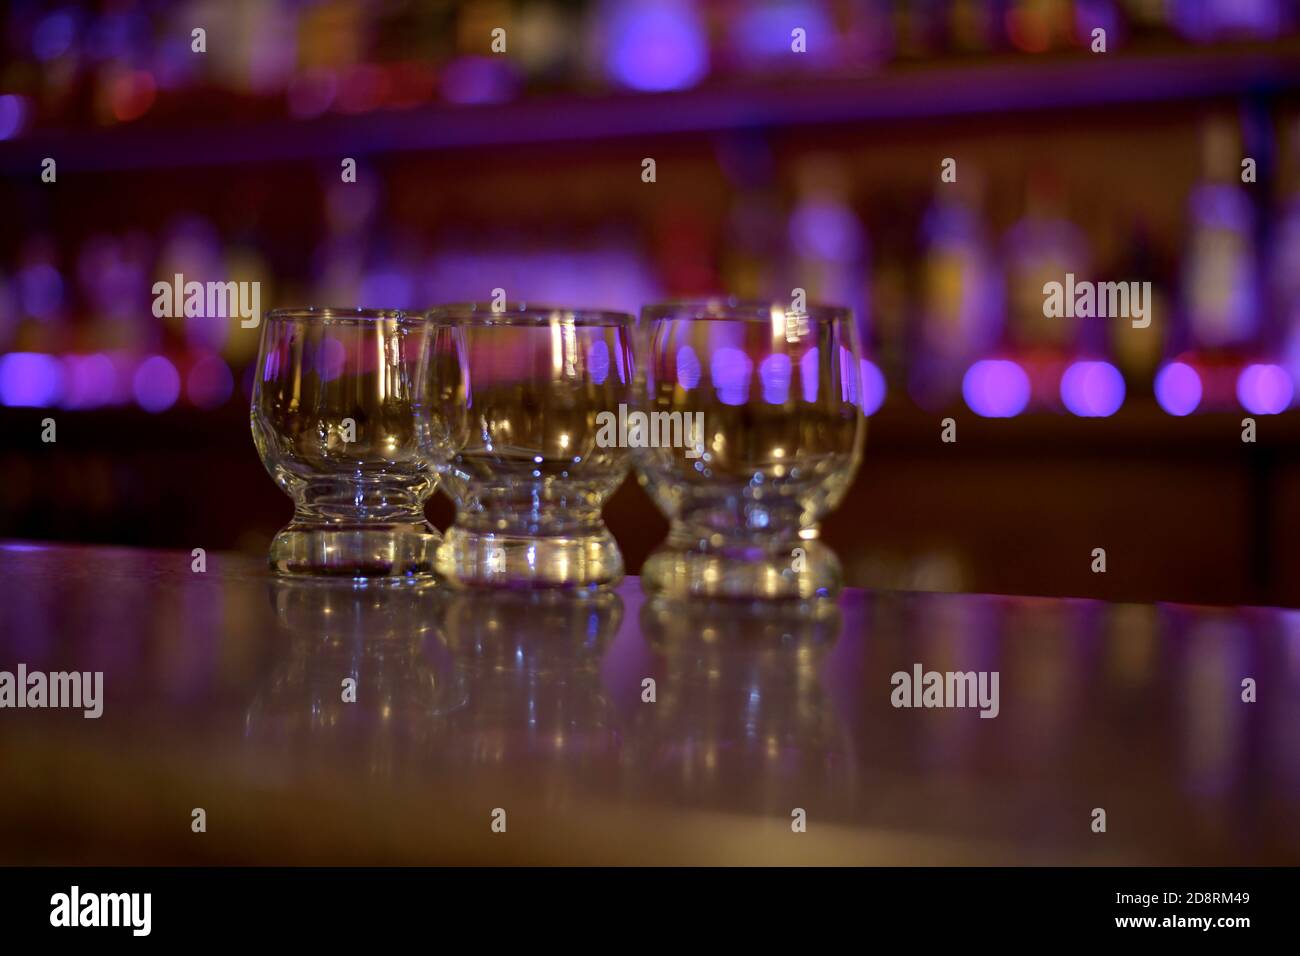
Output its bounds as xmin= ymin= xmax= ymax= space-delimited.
xmin=1273 ymin=117 xmax=1300 ymax=408
xmin=1002 ymin=170 xmax=1091 ymax=409
xmin=1179 ymin=116 xmax=1262 ymax=410
xmin=786 ymin=155 xmax=870 ymax=346
xmin=910 ymin=175 xmax=1003 ymax=408
xmin=1109 ymin=218 xmax=1169 ymax=393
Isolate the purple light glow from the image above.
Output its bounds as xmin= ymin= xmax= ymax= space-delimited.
xmin=676 ymin=345 xmax=701 ymax=389
xmin=1075 ymin=1 xmax=1122 ymax=47
xmin=759 ymin=353 xmax=792 ymax=404
xmin=153 ymin=36 xmax=199 ymax=90
xmin=711 ymin=347 xmax=752 ymax=406
xmin=606 ymin=0 xmax=708 ymax=92
xmin=441 ymin=57 xmax=519 ymax=105
xmin=588 ymin=340 xmax=610 ymax=385
xmin=187 ymin=354 xmax=234 ymax=409
xmin=1172 ymin=0 xmax=1284 ymax=41
xmin=19 ymin=262 xmax=63 ymax=318
xmin=859 ymin=359 xmax=886 ymax=415
xmin=838 ymin=346 xmax=859 ymax=404
xmin=1061 ymin=361 xmax=1126 ymax=417
xmin=33 ymin=12 xmax=77 ymax=61
xmin=87 ymin=11 xmax=149 ymax=61
xmin=0 ymin=94 xmax=29 ymax=141
xmin=788 ymin=200 xmax=865 ymax=262
xmin=0 ymin=352 xmax=64 ymax=407
xmin=317 ymin=337 xmax=347 ymax=382
xmin=614 ymin=335 xmax=629 ymax=384
xmin=799 ymin=347 xmax=820 ymax=402
xmin=262 ymin=343 xmax=283 ymax=382
xmin=358 ymin=269 xmax=416 ymax=310
xmin=962 ymin=359 xmax=1031 ymax=418
xmin=1237 ymin=363 xmax=1294 ymax=415
xmin=132 ymin=355 xmax=180 ymax=413
xmin=735 ymin=3 xmax=831 ymax=60
xmin=1154 ymin=361 xmax=1203 ymax=416
xmin=60 ymin=354 xmax=119 ymax=409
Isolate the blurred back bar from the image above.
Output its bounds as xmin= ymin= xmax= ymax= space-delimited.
xmin=2 ymin=0 xmax=1300 ymax=605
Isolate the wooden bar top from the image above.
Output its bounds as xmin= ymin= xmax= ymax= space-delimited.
xmin=0 ymin=541 xmax=1296 ymax=865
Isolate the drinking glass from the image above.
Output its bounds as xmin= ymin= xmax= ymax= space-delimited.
xmin=250 ymin=307 xmax=441 ymax=579
xmin=421 ymin=303 xmax=635 ymax=590
xmin=634 ymin=298 xmax=866 ymax=599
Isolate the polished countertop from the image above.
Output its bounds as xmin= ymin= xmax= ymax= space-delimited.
xmin=0 ymin=541 xmax=1296 ymax=865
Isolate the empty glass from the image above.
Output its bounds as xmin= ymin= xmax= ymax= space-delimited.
xmin=634 ymin=299 xmax=866 ymax=599
xmin=251 ymin=307 xmax=441 ymax=579
xmin=421 ymin=303 xmax=635 ymax=590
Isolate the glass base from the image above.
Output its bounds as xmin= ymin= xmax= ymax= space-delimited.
xmin=435 ymin=523 xmax=624 ymax=591
xmin=268 ymin=520 xmax=441 ymax=581
xmin=641 ymin=526 xmax=842 ymax=600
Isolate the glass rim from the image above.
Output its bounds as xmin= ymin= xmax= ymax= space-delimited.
xmin=424 ymin=302 xmax=633 ymax=327
xmin=264 ymin=306 xmax=411 ymax=324
xmin=641 ymin=297 xmax=852 ymax=324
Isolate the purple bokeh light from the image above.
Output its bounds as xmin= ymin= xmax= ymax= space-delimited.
xmin=132 ymin=355 xmax=181 ymax=413
xmin=759 ymin=353 xmax=792 ymax=404
xmin=1061 ymin=361 xmax=1126 ymax=417
xmin=358 ymin=268 xmax=416 ymax=310
xmin=1154 ymin=361 xmax=1203 ymax=416
xmin=676 ymin=345 xmax=701 ymax=389
xmin=711 ymin=346 xmax=752 ymax=406
xmin=587 ymin=340 xmax=610 ymax=385
xmin=1237 ymin=363 xmax=1294 ymax=415
xmin=606 ymin=0 xmax=708 ymax=92
xmin=789 ymin=199 xmax=866 ymax=262
xmin=316 ymin=336 xmax=347 ymax=382
xmin=799 ymin=347 xmax=820 ymax=402
xmin=0 ymin=94 xmax=29 ymax=141
xmin=0 ymin=352 xmax=65 ymax=407
xmin=839 ymin=345 xmax=859 ymax=404
xmin=33 ymin=12 xmax=77 ymax=62
xmin=614 ymin=334 xmax=629 ymax=384
xmin=441 ymin=57 xmax=519 ymax=105
xmin=60 ymin=353 xmax=119 ymax=409
xmin=859 ymin=359 xmax=886 ymax=415
xmin=19 ymin=262 xmax=63 ymax=318
xmin=187 ymin=354 xmax=234 ymax=409
xmin=735 ymin=2 xmax=831 ymax=60
xmin=962 ymin=359 xmax=1030 ymax=418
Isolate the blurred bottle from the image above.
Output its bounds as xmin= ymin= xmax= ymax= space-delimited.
xmin=1109 ymin=218 xmax=1169 ymax=389
xmin=787 ymin=154 xmax=871 ymax=347
xmin=717 ymin=132 xmax=785 ymax=301
xmin=1002 ymin=170 xmax=1091 ymax=406
xmin=1275 ymin=117 xmax=1300 ymax=396
xmin=1179 ymin=116 xmax=1261 ymax=407
xmin=910 ymin=175 xmax=1003 ymax=407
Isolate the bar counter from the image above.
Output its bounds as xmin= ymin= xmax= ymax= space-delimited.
xmin=0 ymin=542 xmax=1296 ymax=865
